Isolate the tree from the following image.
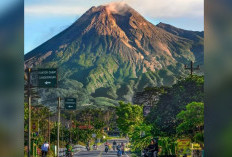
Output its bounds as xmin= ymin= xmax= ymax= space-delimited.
xmin=158 ymin=137 xmax=177 ymax=156
xmin=116 ymin=102 xmax=154 ymax=153
xmin=176 ymin=102 xmax=204 ymax=145
xmin=116 ymin=102 xmax=143 ymax=135
xmin=133 ymin=86 xmax=167 ymax=106
xmin=148 ymin=75 xmax=204 ymax=136
xmin=129 ymin=123 xmax=153 ymax=152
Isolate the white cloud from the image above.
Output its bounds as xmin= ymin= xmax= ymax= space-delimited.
xmin=25 ymin=5 xmax=88 ymax=16
xmin=125 ymin=0 xmax=203 ymax=18
xmin=25 ymin=0 xmax=203 ymax=18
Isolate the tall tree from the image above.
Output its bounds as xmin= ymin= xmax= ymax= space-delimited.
xmin=176 ymin=102 xmax=204 ymax=144
xmin=148 ymin=75 xmax=204 ymax=136
xmin=116 ymin=102 xmax=143 ymax=135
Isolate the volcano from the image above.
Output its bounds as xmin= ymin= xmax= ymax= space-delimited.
xmin=24 ymin=2 xmax=204 ymax=108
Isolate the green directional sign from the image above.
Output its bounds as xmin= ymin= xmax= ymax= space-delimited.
xmin=37 ymin=68 xmax=57 ymax=88
xmin=65 ymin=98 xmax=76 ymax=110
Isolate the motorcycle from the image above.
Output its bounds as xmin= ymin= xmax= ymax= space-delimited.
xmin=142 ymin=148 xmax=153 ymax=157
xmin=121 ymin=148 xmax=125 ymax=155
xmin=117 ymin=145 xmax=122 ymax=157
xmin=86 ymin=146 xmax=90 ymax=151
xmin=113 ymin=145 xmax=116 ymax=151
xmin=121 ymin=145 xmax=125 ymax=155
xmin=117 ymin=149 xmax=122 ymax=157
xmin=93 ymin=144 xmax=98 ymax=150
xmin=65 ymin=149 xmax=73 ymax=157
xmin=105 ymin=145 xmax=109 ymax=153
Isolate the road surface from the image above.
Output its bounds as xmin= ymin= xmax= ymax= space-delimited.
xmin=75 ymin=139 xmax=131 ymax=157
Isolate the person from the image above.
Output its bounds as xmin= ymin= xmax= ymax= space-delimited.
xmin=153 ymin=139 xmax=159 ymax=157
xmin=41 ymin=141 xmax=49 ymax=157
xmin=146 ymin=139 xmax=158 ymax=157
xmin=117 ymin=144 xmax=122 ymax=156
xmin=105 ymin=141 xmax=109 ymax=146
xmin=121 ymin=142 xmax=125 ymax=154
xmin=113 ymin=140 xmax=117 ymax=151
xmin=86 ymin=141 xmax=90 ymax=151
xmin=93 ymin=143 xmax=97 ymax=150
xmin=105 ymin=142 xmax=109 ymax=153
xmin=86 ymin=141 xmax=90 ymax=147
xmin=66 ymin=142 xmax=73 ymax=156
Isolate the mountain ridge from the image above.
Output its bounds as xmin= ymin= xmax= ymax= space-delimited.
xmin=24 ymin=3 xmax=204 ymax=107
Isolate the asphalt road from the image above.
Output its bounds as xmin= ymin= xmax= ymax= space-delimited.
xmin=75 ymin=139 xmax=130 ymax=157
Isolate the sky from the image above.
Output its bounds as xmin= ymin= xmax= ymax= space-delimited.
xmin=24 ymin=0 xmax=204 ymax=54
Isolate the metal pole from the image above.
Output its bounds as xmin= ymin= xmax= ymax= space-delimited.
xmin=48 ymin=112 xmax=50 ymax=145
xmin=70 ymin=112 xmax=72 ymax=143
xmin=27 ymin=68 xmax=31 ymax=157
xmin=57 ymin=97 xmax=61 ymax=157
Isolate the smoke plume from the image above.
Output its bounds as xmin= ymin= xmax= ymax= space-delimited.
xmin=104 ymin=1 xmax=130 ymax=15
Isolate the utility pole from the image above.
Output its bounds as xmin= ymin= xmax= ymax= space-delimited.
xmin=27 ymin=68 xmax=31 ymax=157
xmin=185 ymin=61 xmax=200 ymax=76
xmin=57 ymin=97 xmax=61 ymax=157
xmin=48 ymin=112 xmax=50 ymax=145
xmin=70 ymin=112 xmax=72 ymax=143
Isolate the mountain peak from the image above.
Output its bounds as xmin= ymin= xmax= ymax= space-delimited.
xmin=24 ymin=3 xmax=204 ymax=101
xmin=25 ymin=4 xmax=203 ymax=73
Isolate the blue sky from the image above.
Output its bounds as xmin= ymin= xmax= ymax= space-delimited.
xmin=25 ymin=0 xmax=204 ymax=54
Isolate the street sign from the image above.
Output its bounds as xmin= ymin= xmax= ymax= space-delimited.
xmin=37 ymin=68 xmax=57 ymax=88
xmin=64 ymin=98 xmax=76 ymax=110
xmin=143 ymin=106 xmax=152 ymax=117
xmin=177 ymin=139 xmax=191 ymax=156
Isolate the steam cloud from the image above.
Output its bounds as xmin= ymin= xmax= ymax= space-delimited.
xmin=104 ymin=1 xmax=130 ymax=15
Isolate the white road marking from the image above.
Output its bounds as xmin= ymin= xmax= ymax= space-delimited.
xmin=125 ymin=152 xmax=129 ymax=157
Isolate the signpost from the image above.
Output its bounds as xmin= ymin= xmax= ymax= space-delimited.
xmin=26 ymin=68 xmax=58 ymax=157
xmin=64 ymin=98 xmax=76 ymax=143
xmin=37 ymin=68 xmax=57 ymax=88
xmin=64 ymin=98 xmax=76 ymax=110
xmin=30 ymin=68 xmax=57 ymax=87
xmin=177 ymin=139 xmax=191 ymax=156
xmin=57 ymin=97 xmax=61 ymax=157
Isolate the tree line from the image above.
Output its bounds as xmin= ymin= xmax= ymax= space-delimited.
xmin=115 ymin=75 xmax=204 ymax=156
